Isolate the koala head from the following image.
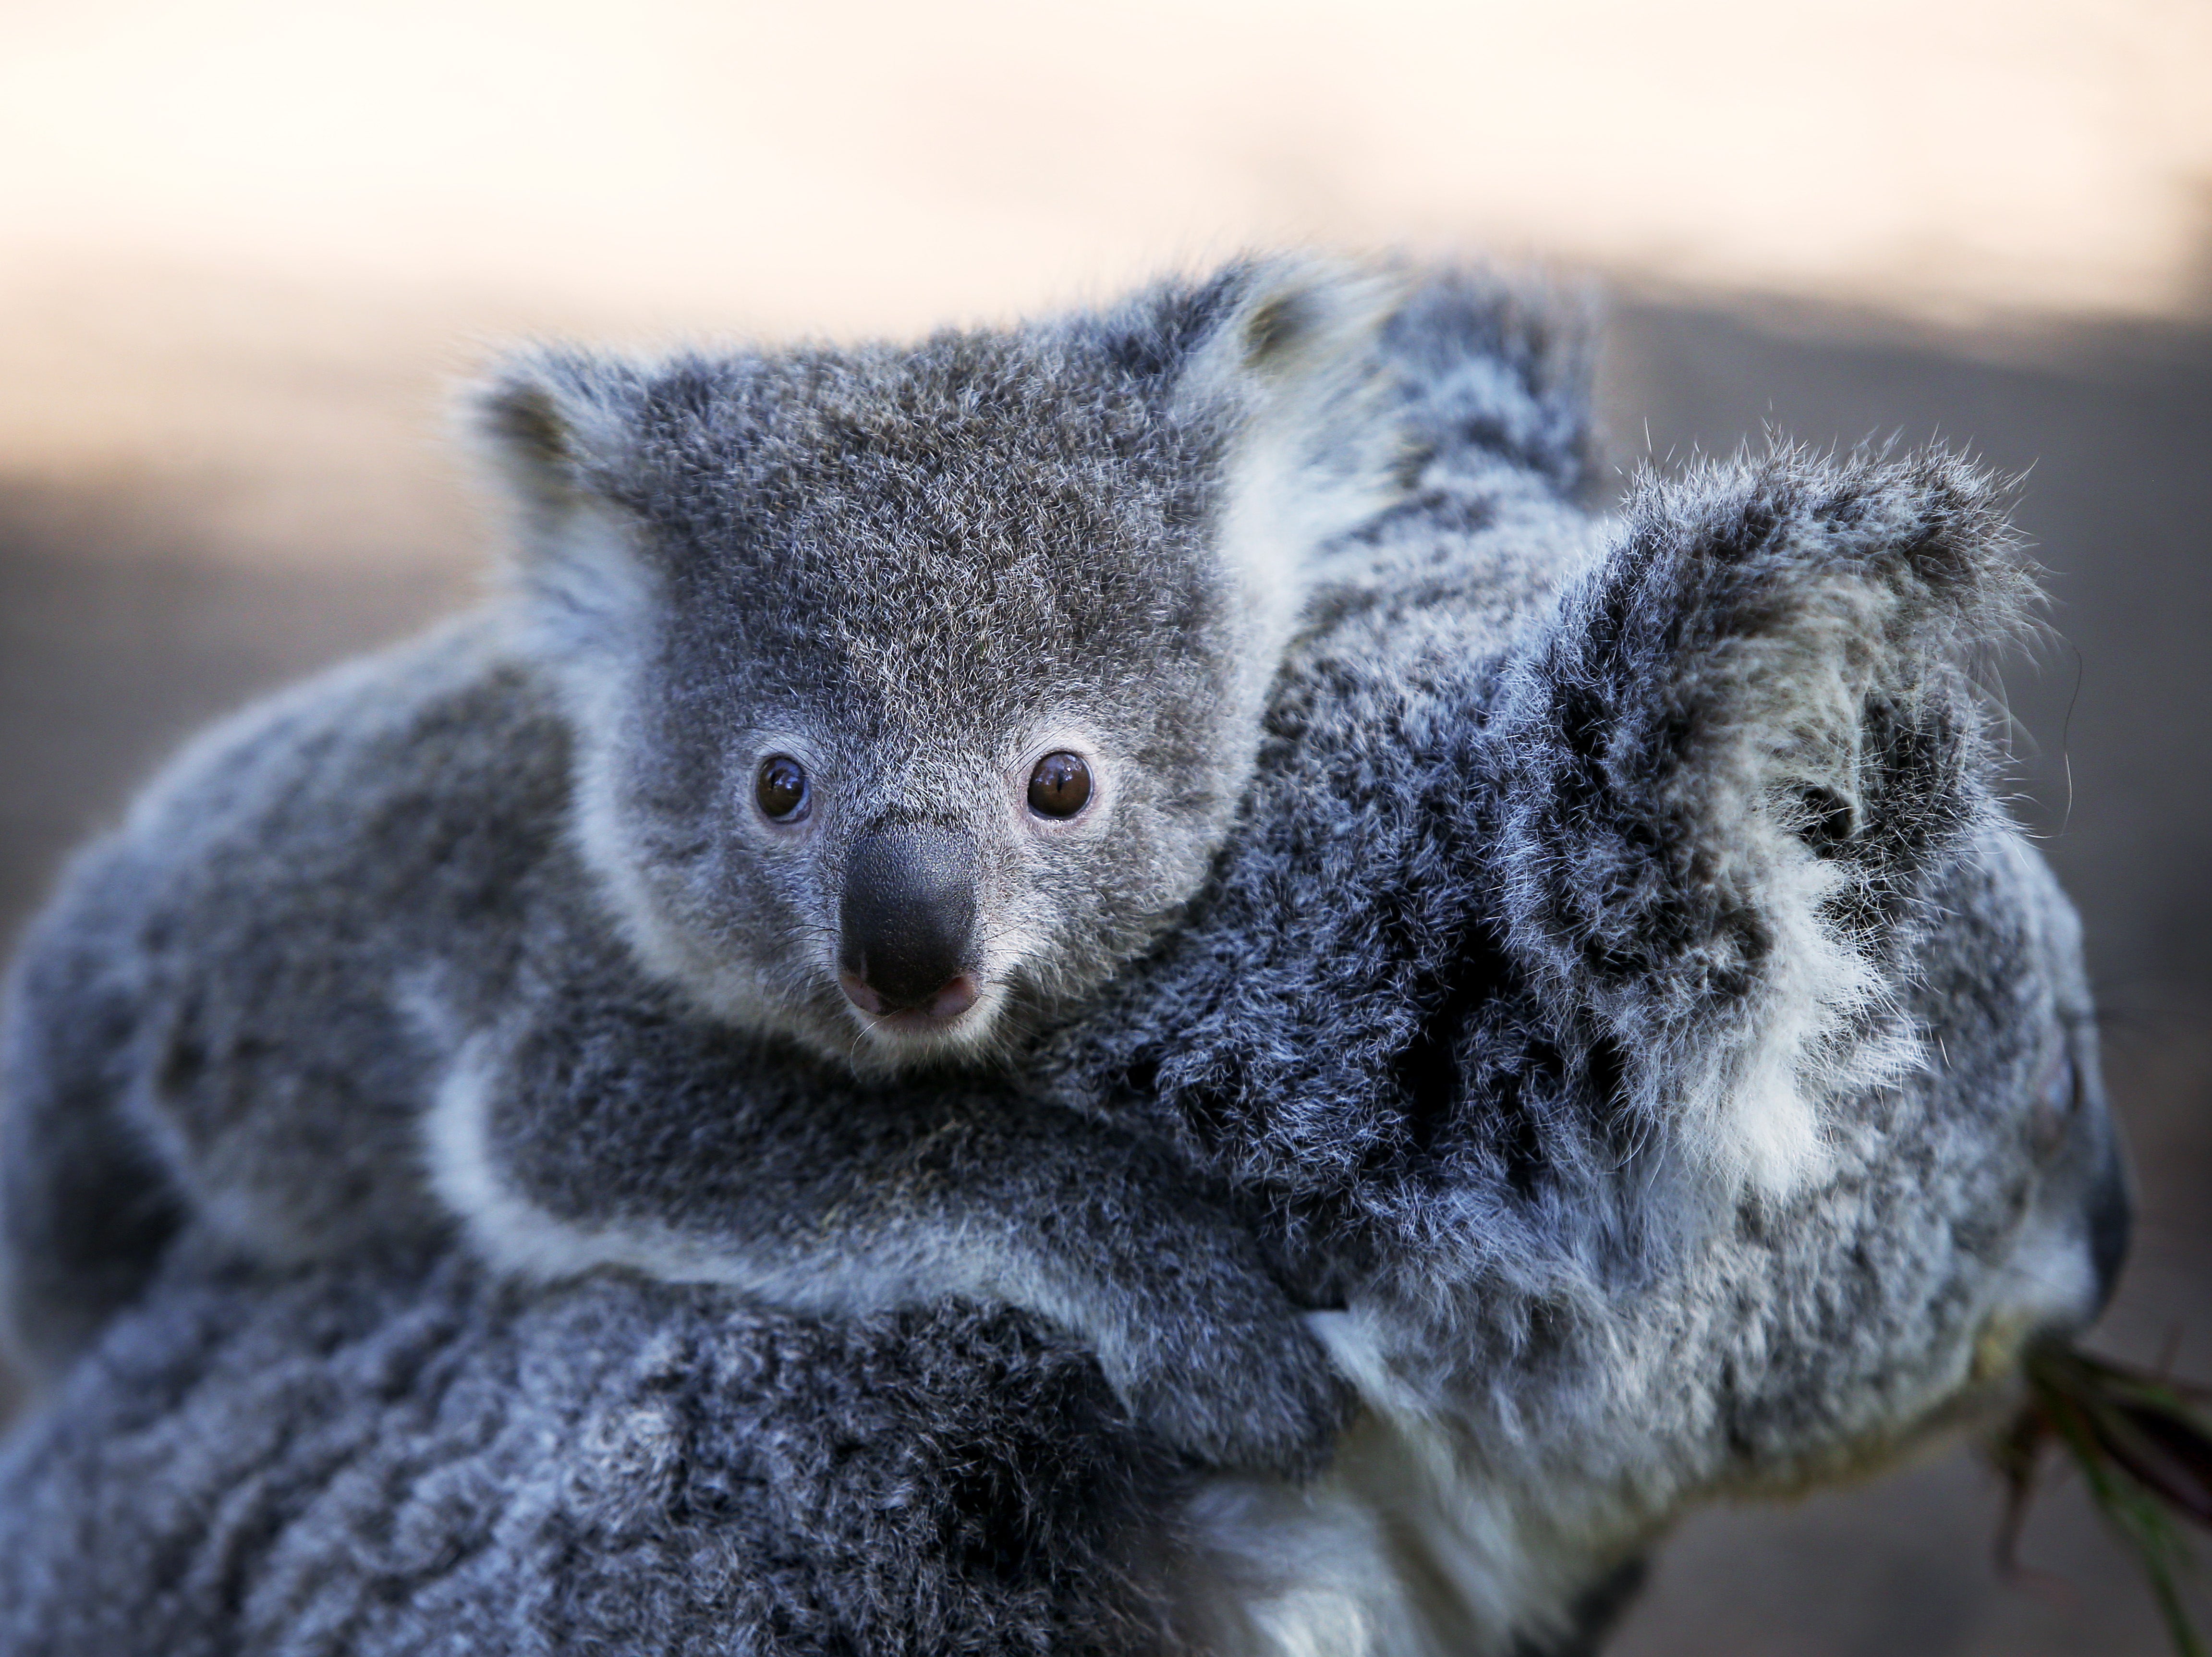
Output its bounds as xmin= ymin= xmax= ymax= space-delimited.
xmin=471 ymin=258 xmax=1398 ymax=1068
xmin=1481 ymin=452 xmax=2125 ymax=1500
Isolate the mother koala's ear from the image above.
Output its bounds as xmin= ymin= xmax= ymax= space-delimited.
xmin=1487 ymin=443 xmax=2036 ymax=1197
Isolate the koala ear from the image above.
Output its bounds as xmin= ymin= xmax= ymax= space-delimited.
xmin=1161 ymin=256 xmax=1409 ymax=677
xmin=1175 ymin=255 xmax=1404 ymax=464
xmin=1488 ymin=443 xmax=2035 ymax=1196
xmin=468 ymin=351 xmax=657 ymax=665
xmin=1189 ymin=254 xmax=1399 ymax=387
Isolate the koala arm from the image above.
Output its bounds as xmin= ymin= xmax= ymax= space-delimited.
xmin=423 ymin=967 xmax=1349 ymax=1475
xmin=0 ymin=622 xmax=581 ymax=1384
xmin=0 ymin=857 xmax=188 ymax=1379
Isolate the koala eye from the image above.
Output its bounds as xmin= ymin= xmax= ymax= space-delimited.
xmin=2044 ymin=1050 xmax=2078 ymax=1114
xmin=755 ymin=755 xmax=810 ymax=821
xmin=1026 ymin=751 xmax=1093 ymax=819
xmin=2030 ymin=1047 xmax=2078 ymax=1157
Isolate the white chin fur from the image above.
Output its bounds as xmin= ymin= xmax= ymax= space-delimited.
xmin=844 ymin=978 xmax=1012 ymax=1066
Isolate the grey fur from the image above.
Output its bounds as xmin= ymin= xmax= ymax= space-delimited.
xmin=1042 ymin=354 xmax=2124 ymax=1643
xmin=0 ymin=258 xmax=1398 ymax=1465
xmin=0 ymin=1242 xmax=1187 ymax=1656
xmin=0 ymin=266 xmax=2125 ymax=1655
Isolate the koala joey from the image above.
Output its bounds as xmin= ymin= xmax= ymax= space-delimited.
xmin=0 ymin=256 xmax=1406 ymax=1468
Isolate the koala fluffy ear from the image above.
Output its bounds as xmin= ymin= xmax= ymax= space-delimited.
xmin=1178 ymin=255 xmax=1404 ymax=468
xmin=1162 ymin=256 xmax=1410 ymax=674
xmin=1188 ymin=254 xmax=1398 ymax=388
xmin=1488 ymin=443 xmax=2035 ymax=1196
xmin=468 ymin=351 xmax=656 ymax=665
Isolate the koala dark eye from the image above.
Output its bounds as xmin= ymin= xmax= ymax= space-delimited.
xmin=1026 ymin=752 xmax=1093 ymax=819
xmin=755 ymin=755 xmax=809 ymax=821
xmin=2044 ymin=1050 xmax=2078 ymax=1114
xmin=2031 ymin=1047 xmax=2078 ymax=1157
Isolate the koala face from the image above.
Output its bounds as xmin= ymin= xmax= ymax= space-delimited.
xmin=473 ymin=260 xmax=1397 ymax=1065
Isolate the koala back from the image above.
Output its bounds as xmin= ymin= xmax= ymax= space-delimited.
xmin=0 ymin=1244 xmax=1189 ymax=1657
xmin=0 ymin=615 xmax=583 ymax=1369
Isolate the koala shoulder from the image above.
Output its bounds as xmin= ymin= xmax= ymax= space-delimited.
xmin=1 ymin=610 xmax=584 ymax=1358
xmin=36 ymin=611 xmax=571 ymax=987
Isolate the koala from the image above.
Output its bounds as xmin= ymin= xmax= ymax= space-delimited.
xmin=1033 ymin=284 xmax=2133 ymax=1649
xmin=0 ymin=256 xmax=1406 ymax=1467
xmin=0 ymin=269 xmax=2129 ymax=1657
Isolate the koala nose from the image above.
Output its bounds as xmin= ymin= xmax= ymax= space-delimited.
xmin=838 ymin=823 xmax=980 ymax=1018
xmin=2086 ymin=1145 xmax=2133 ymax=1316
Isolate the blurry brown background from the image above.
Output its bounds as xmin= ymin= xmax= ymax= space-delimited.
xmin=2 ymin=3 xmax=2209 ymax=1651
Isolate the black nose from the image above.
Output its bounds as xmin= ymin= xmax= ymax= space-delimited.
xmin=839 ymin=824 xmax=979 ymax=1013
xmin=2087 ymin=1145 xmax=2133 ymax=1316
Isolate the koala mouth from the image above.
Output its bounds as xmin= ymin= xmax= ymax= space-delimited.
xmin=837 ymin=969 xmax=983 ymax=1033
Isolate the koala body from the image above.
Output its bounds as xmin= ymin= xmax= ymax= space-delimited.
xmin=0 ymin=270 xmax=2128 ymax=1657
xmin=1033 ymin=282 xmax=2130 ymax=1648
xmin=0 ymin=258 xmax=1402 ymax=1463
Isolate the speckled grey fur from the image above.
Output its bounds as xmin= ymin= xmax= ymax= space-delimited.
xmin=0 ymin=257 xmax=1399 ymax=1466
xmin=0 ymin=266 xmax=2125 ymax=1656
xmin=0 ymin=1243 xmax=1187 ymax=1656
xmin=1033 ymin=279 xmax=2124 ymax=1653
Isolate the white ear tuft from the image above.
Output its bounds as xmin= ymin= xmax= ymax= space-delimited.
xmin=1192 ymin=257 xmax=1410 ymax=715
xmin=466 ymin=352 xmax=657 ymax=673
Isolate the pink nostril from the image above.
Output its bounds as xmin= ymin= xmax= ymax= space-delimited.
xmin=841 ymin=969 xmax=978 ymax=1025
xmin=928 ymin=975 xmax=979 ymax=1021
xmin=839 ymin=972 xmax=886 ymax=1016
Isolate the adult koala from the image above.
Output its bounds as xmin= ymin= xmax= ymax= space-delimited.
xmin=0 ymin=273 xmax=2128 ymax=1657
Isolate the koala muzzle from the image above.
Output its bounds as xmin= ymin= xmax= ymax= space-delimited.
xmin=838 ymin=824 xmax=981 ymax=1022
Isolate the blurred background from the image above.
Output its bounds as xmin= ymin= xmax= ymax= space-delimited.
xmin=1 ymin=1 xmax=2208 ymax=1650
